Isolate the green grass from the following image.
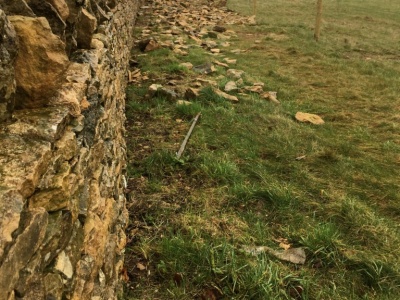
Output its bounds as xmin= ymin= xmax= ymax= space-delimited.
xmin=124 ymin=0 xmax=400 ymax=299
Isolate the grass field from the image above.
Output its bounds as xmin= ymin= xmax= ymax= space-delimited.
xmin=124 ymin=0 xmax=400 ymax=299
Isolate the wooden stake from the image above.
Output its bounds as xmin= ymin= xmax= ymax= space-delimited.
xmin=176 ymin=112 xmax=201 ymax=159
xmin=314 ymin=0 xmax=323 ymax=41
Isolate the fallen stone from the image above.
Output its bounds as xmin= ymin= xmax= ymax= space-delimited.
xmin=236 ymin=78 xmax=244 ymax=86
xmin=231 ymin=49 xmax=243 ymax=54
xmin=173 ymin=48 xmax=188 ymax=56
xmin=244 ymin=85 xmax=263 ymax=93
xmin=159 ymin=87 xmax=178 ymax=100
xmin=196 ymin=78 xmax=217 ymax=86
xmin=295 ymin=112 xmax=324 ymax=125
xmin=223 ymin=58 xmax=237 ymax=64
xmin=227 ymin=69 xmax=245 ymax=79
xmin=214 ymin=60 xmax=229 ymax=68
xmin=224 ymin=81 xmax=238 ymax=92
xmin=210 ymin=48 xmax=220 ymax=54
xmin=176 ymin=100 xmax=192 ymax=106
xmin=220 ymin=41 xmax=231 ymax=47
xmin=261 ymin=91 xmax=280 ymax=104
xmin=213 ymin=25 xmax=226 ymax=33
xmin=138 ymin=38 xmax=158 ymax=52
xmin=185 ymin=87 xmax=200 ymax=99
xmin=148 ymin=84 xmax=163 ymax=96
xmin=9 ymin=16 xmax=69 ymax=109
xmin=145 ymin=39 xmax=160 ymax=52
xmin=193 ymin=63 xmax=216 ymax=74
xmin=214 ymin=88 xmax=239 ymax=102
xmin=179 ymin=62 xmax=193 ymax=70
xmin=248 ymin=15 xmax=257 ymax=25
xmin=202 ymin=40 xmax=218 ymax=49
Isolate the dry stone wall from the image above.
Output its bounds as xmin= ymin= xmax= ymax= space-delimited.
xmin=0 ymin=0 xmax=139 ymax=299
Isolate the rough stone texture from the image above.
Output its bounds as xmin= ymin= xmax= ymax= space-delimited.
xmin=76 ymin=8 xmax=97 ymax=49
xmin=0 ymin=0 xmax=139 ymax=299
xmin=0 ymin=10 xmax=18 ymax=123
xmin=8 ymin=16 xmax=70 ymax=109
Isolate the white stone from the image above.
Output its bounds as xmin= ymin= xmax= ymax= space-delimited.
xmin=55 ymin=251 xmax=73 ymax=279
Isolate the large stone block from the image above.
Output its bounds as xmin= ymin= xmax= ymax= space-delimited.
xmin=0 ymin=208 xmax=48 ymax=300
xmin=76 ymin=8 xmax=97 ymax=49
xmin=8 ymin=16 xmax=69 ymax=109
xmin=0 ymin=10 xmax=18 ymax=123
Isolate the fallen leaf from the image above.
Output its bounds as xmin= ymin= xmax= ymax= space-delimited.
xmin=173 ymin=273 xmax=184 ymax=286
xmin=136 ymin=263 xmax=146 ymax=271
xmin=295 ymin=112 xmax=325 ymax=125
xmin=121 ymin=267 xmax=129 ymax=282
xmin=279 ymin=242 xmax=291 ymax=250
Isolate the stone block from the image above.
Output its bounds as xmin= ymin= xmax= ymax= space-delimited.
xmin=0 ymin=10 xmax=18 ymax=123
xmin=0 ymin=208 xmax=48 ymax=299
xmin=76 ymin=8 xmax=97 ymax=49
xmin=8 ymin=16 xmax=69 ymax=109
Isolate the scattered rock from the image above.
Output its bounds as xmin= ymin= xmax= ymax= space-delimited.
xmin=227 ymin=69 xmax=244 ymax=79
xmin=193 ymin=63 xmax=216 ymax=74
xmin=173 ymin=48 xmax=188 ymax=56
xmin=224 ymin=81 xmax=238 ymax=92
xmin=214 ymin=88 xmax=238 ymax=102
xmin=213 ymin=60 xmax=229 ymax=68
xmin=138 ymin=38 xmax=159 ymax=52
xmin=213 ymin=25 xmax=226 ymax=33
xmin=261 ymin=91 xmax=280 ymax=104
xmin=185 ymin=87 xmax=200 ymax=99
xmin=295 ymin=112 xmax=325 ymax=125
xmin=179 ymin=62 xmax=193 ymax=69
xmin=223 ymin=58 xmax=237 ymax=64
xmin=244 ymin=85 xmax=263 ymax=93
xmin=236 ymin=78 xmax=243 ymax=86
xmin=210 ymin=48 xmax=220 ymax=53
xmin=145 ymin=39 xmax=160 ymax=52
xmin=148 ymin=84 xmax=163 ymax=96
xmin=177 ymin=100 xmax=192 ymax=106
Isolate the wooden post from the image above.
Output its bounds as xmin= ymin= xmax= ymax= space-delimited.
xmin=252 ymin=0 xmax=257 ymax=15
xmin=314 ymin=0 xmax=323 ymax=41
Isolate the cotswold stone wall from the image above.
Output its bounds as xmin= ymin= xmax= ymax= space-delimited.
xmin=0 ymin=0 xmax=139 ymax=299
